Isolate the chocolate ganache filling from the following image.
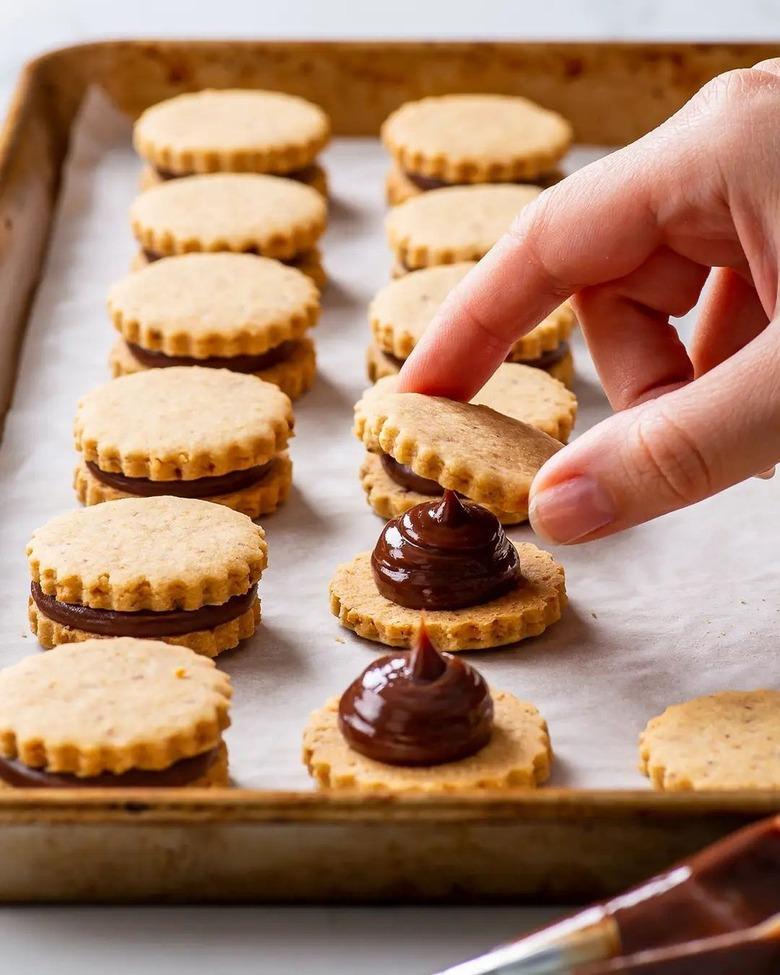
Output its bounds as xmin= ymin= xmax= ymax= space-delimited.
xmin=126 ymin=340 xmax=295 ymax=373
xmin=0 ymin=747 xmax=220 ymax=789
xmin=371 ymin=490 xmax=520 ymax=610
xmin=338 ymin=622 xmax=493 ymax=765
xmin=142 ymin=248 xmax=310 ymax=272
xmin=380 ymin=453 xmax=442 ymax=495
xmin=86 ymin=460 xmax=273 ymax=499
xmin=30 ymin=582 xmax=257 ymax=638
xmin=154 ymin=164 xmax=320 ymax=185
xmin=380 ymin=342 xmax=568 ymax=375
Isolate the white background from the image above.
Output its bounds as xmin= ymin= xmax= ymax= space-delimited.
xmin=0 ymin=3 xmax=778 ymax=974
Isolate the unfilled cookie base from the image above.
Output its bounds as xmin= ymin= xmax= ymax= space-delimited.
xmin=74 ymin=452 xmax=293 ymax=520
xmin=109 ymin=335 xmax=317 ymax=401
xmin=329 ymin=545 xmax=566 ymax=651
xmin=29 ymin=597 xmax=261 ymax=658
xmin=303 ymin=691 xmax=552 ymax=793
xmin=359 ymin=452 xmax=526 ymax=525
xmin=639 ymin=690 xmax=780 ymax=791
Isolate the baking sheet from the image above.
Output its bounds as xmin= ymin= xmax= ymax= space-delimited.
xmin=0 ymin=89 xmax=777 ymax=790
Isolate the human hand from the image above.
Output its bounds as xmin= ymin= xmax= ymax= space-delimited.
xmin=397 ymin=61 xmax=780 ymax=544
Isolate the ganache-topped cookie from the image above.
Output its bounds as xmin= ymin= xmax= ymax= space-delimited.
xmin=368 ymin=262 xmax=576 ymax=388
xmin=27 ymin=496 xmax=267 ymax=657
xmin=108 ymin=253 xmax=319 ymax=400
xmin=303 ymin=620 xmax=552 ymax=791
xmin=130 ymin=173 xmax=327 ymax=288
xmin=329 ymin=492 xmax=566 ymax=651
xmin=385 ymin=183 xmax=541 ymax=276
xmin=640 ymin=691 xmax=780 ymax=791
xmin=354 ymin=378 xmax=561 ymax=524
xmin=134 ymin=89 xmax=330 ymax=196
xmin=74 ymin=367 xmax=294 ymax=517
xmin=381 ymin=94 xmax=572 ymax=205
xmin=0 ymin=639 xmax=232 ymax=788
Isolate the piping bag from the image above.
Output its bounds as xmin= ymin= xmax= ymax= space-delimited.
xmin=434 ymin=815 xmax=780 ymax=975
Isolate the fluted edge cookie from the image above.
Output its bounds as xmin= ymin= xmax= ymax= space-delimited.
xmin=134 ymin=89 xmax=330 ymax=177
xmin=381 ymin=94 xmax=572 ymax=185
xmin=0 ymin=639 xmax=232 ymax=776
xmin=130 ymin=174 xmax=327 ymax=262
xmin=354 ymin=387 xmax=561 ymax=515
xmin=329 ymin=545 xmax=566 ymax=651
xmin=304 ymin=691 xmax=552 ymax=792
xmin=639 ymin=690 xmax=780 ymax=791
xmin=108 ymin=253 xmax=320 ymax=358
xmin=27 ymin=496 xmax=267 ymax=612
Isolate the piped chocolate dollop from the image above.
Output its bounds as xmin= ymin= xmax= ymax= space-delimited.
xmin=338 ymin=622 xmax=493 ymax=766
xmin=371 ymin=490 xmax=520 ymax=610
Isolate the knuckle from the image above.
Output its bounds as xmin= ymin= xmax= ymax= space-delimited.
xmin=626 ymin=405 xmax=713 ymax=507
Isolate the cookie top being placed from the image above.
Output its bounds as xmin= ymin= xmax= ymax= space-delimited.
xmin=386 ymin=184 xmax=540 ymax=270
xmin=354 ymin=381 xmax=562 ymax=515
xmin=134 ymin=89 xmax=330 ymax=177
xmin=28 ymin=496 xmax=266 ymax=613
xmin=130 ymin=174 xmax=327 ymax=261
xmin=108 ymin=253 xmax=319 ymax=359
xmin=75 ymin=367 xmax=293 ymax=480
xmin=640 ymin=690 xmax=780 ymax=791
xmin=0 ymin=639 xmax=231 ymax=778
xmin=381 ymin=94 xmax=572 ymax=184
xmin=370 ymin=262 xmax=575 ymax=363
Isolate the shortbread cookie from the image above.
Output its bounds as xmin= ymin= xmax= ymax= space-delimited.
xmin=0 ymin=638 xmax=231 ymax=786
xmin=304 ymin=691 xmax=551 ymax=792
xmin=28 ymin=496 xmax=266 ymax=656
xmin=354 ymin=383 xmax=561 ymax=517
xmin=74 ymin=367 xmax=294 ymax=516
xmin=386 ymin=184 xmax=541 ymax=272
xmin=370 ymin=262 xmax=575 ymax=364
xmin=385 ymin=160 xmax=564 ymax=206
xmin=140 ymin=160 xmax=328 ymax=197
xmin=329 ymin=544 xmax=565 ymax=651
xmin=134 ymin=89 xmax=330 ymax=178
xmin=381 ymin=94 xmax=572 ymax=187
xmin=640 ymin=690 xmax=780 ymax=791
xmin=130 ymin=173 xmax=327 ymax=263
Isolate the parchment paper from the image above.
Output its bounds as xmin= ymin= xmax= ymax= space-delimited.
xmin=0 ymin=90 xmax=776 ymax=789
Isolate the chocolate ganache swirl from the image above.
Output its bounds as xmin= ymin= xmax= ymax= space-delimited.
xmin=371 ymin=490 xmax=520 ymax=610
xmin=338 ymin=622 xmax=494 ymax=765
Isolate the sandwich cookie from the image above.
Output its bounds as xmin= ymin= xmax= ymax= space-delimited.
xmin=108 ymin=253 xmax=319 ymax=400
xmin=0 ymin=639 xmax=231 ymax=788
xmin=304 ymin=621 xmax=552 ymax=792
xmin=386 ymin=160 xmax=563 ymax=206
xmin=74 ymin=367 xmax=294 ymax=518
xmin=329 ymin=491 xmax=566 ymax=651
xmin=386 ymin=183 xmax=541 ymax=276
xmin=640 ymin=690 xmax=780 ymax=791
xmin=28 ymin=496 xmax=267 ymax=657
xmin=359 ymin=370 xmax=575 ymax=522
xmin=368 ymin=262 xmax=576 ymax=387
xmin=354 ymin=377 xmax=562 ymax=524
xmin=381 ymin=93 xmax=572 ymax=206
xmin=130 ymin=173 xmax=327 ymax=288
xmin=134 ymin=88 xmax=330 ymax=195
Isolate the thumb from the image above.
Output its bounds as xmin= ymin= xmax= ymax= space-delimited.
xmin=529 ymin=323 xmax=780 ymax=544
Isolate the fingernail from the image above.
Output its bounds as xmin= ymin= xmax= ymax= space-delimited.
xmin=529 ymin=476 xmax=615 ymax=544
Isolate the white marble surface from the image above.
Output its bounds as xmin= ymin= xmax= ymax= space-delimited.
xmin=0 ymin=3 xmax=777 ymax=973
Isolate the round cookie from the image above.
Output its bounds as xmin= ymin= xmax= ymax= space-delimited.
xmin=385 ymin=160 xmax=564 ymax=206
xmin=381 ymin=94 xmax=572 ymax=186
xmin=27 ymin=496 xmax=267 ymax=657
xmin=110 ymin=334 xmax=317 ymax=403
xmin=0 ymin=638 xmax=231 ymax=785
xmin=640 ymin=690 xmax=780 ymax=791
xmin=369 ymin=262 xmax=575 ymax=363
xmin=130 ymin=173 xmax=327 ymax=262
xmin=74 ymin=367 xmax=294 ymax=518
xmin=386 ymin=183 xmax=541 ymax=271
xmin=304 ymin=691 xmax=552 ymax=792
xmin=354 ymin=382 xmax=562 ymax=518
xmin=134 ymin=89 xmax=330 ymax=177
xmin=329 ymin=543 xmax=566 ymax=651
xmin=109 ymin=253 xmax=319 ymax=359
